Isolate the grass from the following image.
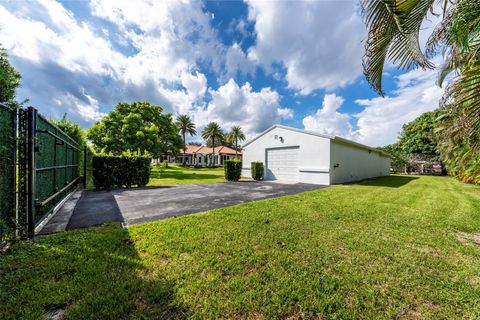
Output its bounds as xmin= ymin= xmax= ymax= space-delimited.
xmin=148 ymin=165 xmax=225 ymax=186
xmin=1 ymin=175 xmax=480 ymax=319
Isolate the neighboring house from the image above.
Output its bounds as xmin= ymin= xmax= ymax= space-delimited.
xmin=156 ymin=145 xmax=241 ymax=166
xmin=242 ymin=125 xmax=391 ymax=185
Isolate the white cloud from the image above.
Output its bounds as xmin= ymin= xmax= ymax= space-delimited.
xmin=354 ymin=67 xmax=443 ymax=146
xmin=246 ymin=0 xmax=365 ymax=94
xmin=0 ymin=0 xmax=244 ymax=125
xmin=181 ymin=72 xmax=207 ymax=100
xmin=195 ymin=79 xmax=293 ymax=138
xmin=302 ymin=66 xmax=444 ymax=146
xmin=302 ymin=94 xmax=355 ymax=138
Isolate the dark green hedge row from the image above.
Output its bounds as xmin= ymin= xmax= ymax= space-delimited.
xmin=251 ymin=161 xmax=264 ymax=181
xmin=93 ymin=155 xmax=151 ymax=189
xmin=224 ymin=159 xmax=242 ymax=181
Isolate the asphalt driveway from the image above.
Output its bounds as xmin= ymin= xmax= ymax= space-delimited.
xmin=67 ymin=181 xmax=326 ymax=229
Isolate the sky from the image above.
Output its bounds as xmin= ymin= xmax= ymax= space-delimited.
xmin=0 ymin=0 xmax=445 ymax=147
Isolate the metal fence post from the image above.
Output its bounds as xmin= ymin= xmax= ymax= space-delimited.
xmin=27 ymin=107 xmax=37 ymax=238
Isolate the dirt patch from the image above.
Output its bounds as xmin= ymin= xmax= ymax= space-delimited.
xmin=44 ymin=304 xmax=67 ymax=320
xmin=456 ymin=231 xmax=480 ymax=246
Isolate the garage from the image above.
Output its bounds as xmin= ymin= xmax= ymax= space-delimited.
xmin=242 ymin=125 xmax=391 ymax=185
xmin=266 ymin=147 xmax=300 ymax=181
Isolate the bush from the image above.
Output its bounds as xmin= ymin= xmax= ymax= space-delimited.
xmin=224 ymin=159 xmax=242 ymax=181
xmin=162 ymin=159 xmax=169 ymax=168
xmin=251 ymin=161 xmax=264 ymax=181
xmin=93 ymin=154 xmax=151 ymax=189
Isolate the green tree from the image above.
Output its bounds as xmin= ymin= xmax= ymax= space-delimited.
xmin=397 ymin=111 xmax=440 ymax=160
xmin=0 ymin=45 xmax=21 ymax=107
xmin=87 ymin=102 xmax=182 ymax=157
xmin=226 ymin=126 xmax=246 ymax=157
xmin=378 ymin=143 xmax=407 ymax=173
xmin=201 ymin=122 xmax=224 ymax=166
xmin=50 ymin=114 xmax=89 ymax=177
xmin=361 ymin=0 xmax=480 ymax=183
xmin=175 ymin=114 xmax=196 ymax=164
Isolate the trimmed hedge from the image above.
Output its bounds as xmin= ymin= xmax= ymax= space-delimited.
xmin=251 ymin=161 xmax=264 ymax=181
xmin=93 ymin=154 xmax=151 ymax=189
xmin=224 ymin=159 xmax=242 ymax=181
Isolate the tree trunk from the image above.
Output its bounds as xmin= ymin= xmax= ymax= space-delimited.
xmin=235 ymin=138 xmax=238 ymax=157
xmin=183 ymin=133 xmax=186 ymax=165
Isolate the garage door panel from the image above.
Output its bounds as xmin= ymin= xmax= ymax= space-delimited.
xmin=266 ymin=147 xmax=299 ymax=182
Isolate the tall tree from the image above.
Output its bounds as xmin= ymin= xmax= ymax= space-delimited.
xmin=86 ymin=102 xmax=182 ymax=157
xmin=0 ymin=45 xmax=21 ymax=107
xmin=361 ymin=0 xmax=480 ymax=183
xmin=201 ymin=122 xmax=224 ymax=166
xmin=175 ymin=114 xmax=196 ymax=165
xmin=397 ymin=111 xmax=440 ymax=160
xmin=226 ymin=126 xmax=246 ymax=157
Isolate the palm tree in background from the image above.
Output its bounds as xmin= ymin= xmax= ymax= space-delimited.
xmin=201 ymin=122 xmax=223 ymax=166
xmin=361 ymin=0 xmax=480 ymax=181
xmin=226 ymin=126 xmax=246 ymax=157
xmin=176 ymin=114 xmax=196 ymax=165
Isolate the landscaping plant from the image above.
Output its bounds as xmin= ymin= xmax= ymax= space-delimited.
xmin=224 ymin=159 xmax=242 ymax=181
xmin=92 ymin=154 xmax=151 ymax=189
xmin=251 ymin=161 xmax=264 ymax=181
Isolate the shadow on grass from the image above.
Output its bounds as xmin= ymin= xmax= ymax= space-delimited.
xmin=349 ymin=175 xmax=419 ymax=188
xmin=0 ymin=225 xmax=187 ymax=319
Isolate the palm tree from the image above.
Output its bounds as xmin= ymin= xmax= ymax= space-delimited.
xmin=176 ymin=114 xmax=196 ymax=165
xmin=201 ymin=122 xmax=223 ymax=166
xmin=361 ymin=0 xmax=480 ymax=182
xmin=226 ymin=126 xmax=246 ymax=157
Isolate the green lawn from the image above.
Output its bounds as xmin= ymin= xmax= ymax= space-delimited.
xmin=148 ymin=165 xmax=225 ymax=186
xmin=2 ymin=176 xmax=480 ymax=319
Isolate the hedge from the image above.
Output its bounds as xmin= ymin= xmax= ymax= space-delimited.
xmin=92 ymin=154 xmax=151 ymax=189
xmin=251 ymin=161 xmax=264 ymax=181
xmin=224 ymin=159 xmax=242 ymax=181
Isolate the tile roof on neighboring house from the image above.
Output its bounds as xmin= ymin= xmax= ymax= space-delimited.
xmin=183 ymin=145 xmax=241 ymax=155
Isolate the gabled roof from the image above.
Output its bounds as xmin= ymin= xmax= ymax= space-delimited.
xmin=242 ymin=124 xmax=391 ymax=158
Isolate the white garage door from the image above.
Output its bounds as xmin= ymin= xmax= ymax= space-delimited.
xmin=266 ymin=147 xmax=300 ymax=182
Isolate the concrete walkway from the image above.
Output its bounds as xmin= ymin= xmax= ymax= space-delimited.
xmin=62 ymin=181 xmax=326 ymax=229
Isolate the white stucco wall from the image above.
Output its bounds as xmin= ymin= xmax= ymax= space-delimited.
xmin=329 ymin=140 xmax=391 ymax=184
xmin=242 ymin=127 xmax=330 ymax=185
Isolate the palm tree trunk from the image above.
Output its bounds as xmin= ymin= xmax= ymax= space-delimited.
xmin=235 ymin=137 xmax=238 ymax=157
xmin=183 ymin=133 xmax=186 ymax=165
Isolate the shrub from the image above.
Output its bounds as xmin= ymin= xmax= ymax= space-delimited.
xmin=224 ymin=159 xmax=242 ymax=181
xmin=93 ymin=154 xmax=151 ymax=189
xmin=162 ymin=159 xmax=169 ymax=168
xmin=251 ymin=161 xmax=264 ymax=181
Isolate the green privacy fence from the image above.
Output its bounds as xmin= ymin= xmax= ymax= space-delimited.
xmin=34 ymin=113 xmax=80 ymax=226
xmin=0 ymin=105 xmax=81 ymax=239
xmin=0 ymin=104 xmax=16 ymax=240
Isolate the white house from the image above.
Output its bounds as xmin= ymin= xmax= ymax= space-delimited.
xmin=242 ymin=125 xmax=391 ymax=185
xmin=155 ymin=145 xmax=241 ymax=166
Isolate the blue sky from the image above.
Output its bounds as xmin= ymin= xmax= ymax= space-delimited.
xmin=0 ymin=0 xmax=444 ymax=146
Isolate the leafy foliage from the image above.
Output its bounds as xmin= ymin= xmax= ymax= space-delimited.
xmin=87 ymin=102 xmax=182 ymax=157
xmin=379 ymin=110 xmax=441 ymax=172
xmin=0 ymin=45 xmax=21 ymax=107
xmin=201 ymin=122 xmax=224 ymax=165
xmin=362 ymin=0 xmax=480 ymax=184
xmin=251 ymin=161 xmax=264 ymax=181
xmin=397 ymin=111 xmax=440 ymax=160
xmin=226 ymin=126 xmax=246 ymax=156
xmin=176 ymin=114 xmax=196 ymax=163
xmin=92 ymin=154 xmax=151 ymax=189
xmin=224 ymin=159 xmax=242 ymax=181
